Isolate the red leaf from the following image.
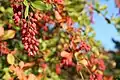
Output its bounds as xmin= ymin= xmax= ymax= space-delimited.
xmin=60 ymin=51 xmax=73 ymax=66
xmin=56 ymin=64 xmax=61 ymax=75
xmin=54 ymin=11 xmax=62 ymax=20
xmin=9 ymin=65 xmax=27 ymax=80
xmin=24 ymin=62 xmax=35 ymax=68
xmin=60 ymin=51 xmax=72 ymax=59
xmin=66 ymin=17 xmax=73 ymax=26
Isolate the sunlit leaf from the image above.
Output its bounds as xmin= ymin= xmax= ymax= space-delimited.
xmin=79 ymin=59 xmax=88 ymax=66
xmin=61 ymin=51 xmax=72 ymax=59
xmin=92 ymin=47 xmax=100 ymax=56
xmin=0 ymin=6 xmax=5 ymax=12
xmin=7 ymin=54 xmax=15 ymax=65
xmin=1 ymin=30 xmax=16 ymax=40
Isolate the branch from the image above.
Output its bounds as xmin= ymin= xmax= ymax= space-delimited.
xmin=93 ymin=7 xmax=111 ymax=24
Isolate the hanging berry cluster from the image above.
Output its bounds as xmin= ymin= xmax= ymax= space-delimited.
xmin=10 ymin=0 xmax=39 ymax=56
xmin=21 ymin=19 xmax=39 ymax=56
xmin=10 ymin=0 xmax=23 ymax=26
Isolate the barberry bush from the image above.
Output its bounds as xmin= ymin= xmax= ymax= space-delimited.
xmin=0 ymin=0 xmax=118 ymax=80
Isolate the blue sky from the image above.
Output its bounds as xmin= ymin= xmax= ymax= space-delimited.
xmin=92 ymin=0 xmax=120 ymax=50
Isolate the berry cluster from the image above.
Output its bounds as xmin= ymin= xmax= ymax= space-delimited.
xmin=77 ymin=55 xmax=105 ymax=80
xmin=10 ymin=0 xmax=39 ymax=56
xmin=88 ymin=55 xmax=106 ymax=80
xmin=21 ymin=19 xmax=39 ymax=56
xmin=12 ymin=4 xmax=22 ymax=26
xmin=70 ymin=38 xmax=91 ymax=52
xmin=28 ymin=11 xmax=54 ymax=32
xmin=37 ymin=12 xmax=54 ymax=32
xmin=79 ymin=41 xmax=91 ymax=52
xmin=10 ymin=0 xmax=23 ymax=26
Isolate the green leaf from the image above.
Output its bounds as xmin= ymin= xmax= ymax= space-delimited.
xmin=31 ymin=1 xmax=47 ymax=10
xmin=0 ymin=30 xmax=16 ymax=40
xmin=0 ymin=23 xmax=4 ymax=27
xmin=41 ymin=42 xmax=47 ymax=50
xmin=64 ymin=0 xmax=85 ymax=21
xmin=46 ymin=4 xmax=52 ymax=10
xmin=95 ymin=2 xmax=100 ymax=9
xmin=99 ymin=5 xmax=107 ymax=11
xmin=24 ymin=68 xmax=32 ymax=75
xmin=13 ymin=26 xmax=20 ymax=31
xmin=25 ymin=5 xmax=29 ymax=19
xmin=6 ymin=8 xmax=13 ymax=14
xmin=3 ymin=68 xmax=9 ymax=72
xmin=23 ymin=0 xmax=28 ymax=6
xmin=47 ymin=37 xmax=59 ymax=47
xmin=23 ymin=0 xmax=29 ymax=19
xmin=104 ymin=10 xmax=108 ymax=16
xmin=3 ymin=72 xmax=11 ymax=80
xmin=7 ymin=54 xmax=15 ymax=65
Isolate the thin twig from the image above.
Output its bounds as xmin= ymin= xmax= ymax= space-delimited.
xmin=79 ymin=71 xmax=85 ymax=80
xmin=84 ymin=65 xmax=92 ymax=74
xmin=14 ymin=55 xmax=21 ymax=61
